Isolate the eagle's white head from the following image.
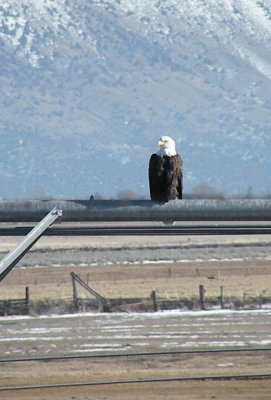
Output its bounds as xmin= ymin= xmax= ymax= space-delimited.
xmin=156 ymin=136 xmax=177 ymax=157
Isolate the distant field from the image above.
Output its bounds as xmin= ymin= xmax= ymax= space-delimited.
xmin=1 ymin=233 xmax=271 ymax=310
xmin=1 ymin=232 xmax=271 ymax=399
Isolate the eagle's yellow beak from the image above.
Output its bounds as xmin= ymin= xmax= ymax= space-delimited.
xmin=158 ymin=139 xmax=165 ymax=148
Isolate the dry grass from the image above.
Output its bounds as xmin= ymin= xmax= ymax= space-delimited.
xmin=2 ymin=380 xmax=271 ymax=400
xmin=1 ymin=233 xmax=271 ymax=308
xmin=2 ymin=354 xmax=271 ymax=400
xmin=1 ymin=260 xmax=271 ymax=307
xmin=1 ymin=234 xmax=271 ymax=399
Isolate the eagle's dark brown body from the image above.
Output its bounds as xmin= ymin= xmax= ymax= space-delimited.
xmin=148 ymin=154 xmax=183 ymax=202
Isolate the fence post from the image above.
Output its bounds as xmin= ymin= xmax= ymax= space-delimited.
xmin=151 ymin=290 xmax=158 ymax=312
xmin=25 ymin=286 xmax=29 ymax=303
xmin=71 ymin=272 xmax=78 ymax=309
xmin=219 ymin=286 xmax=224 ymax=309
xmin=25 ymin=286 xmax=30 ymax=314
xmin=199 ymin=285 xmax=206 ymax=310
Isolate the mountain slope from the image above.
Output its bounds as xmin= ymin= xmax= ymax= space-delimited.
xmin=0 ymin=0 xmax=271 ymax=198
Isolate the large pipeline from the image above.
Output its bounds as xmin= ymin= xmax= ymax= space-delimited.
xmin=0 ymin=199 xmax=270 ymax=222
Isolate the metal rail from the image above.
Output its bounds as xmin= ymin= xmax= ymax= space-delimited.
xmin=1 ymin=346 xmax=270 ymax=363
xmin=1 ymin=345 xmax=271 ymax=390
xmin=0 ymin=199 xmax=270 ymax=222
xmin=0 ymin=224 xmax=271 ymax=236
xmin=1 ymin=373 xmax=270 ymax=391
xmin=0 ymin=208 xmax=62 ymax=281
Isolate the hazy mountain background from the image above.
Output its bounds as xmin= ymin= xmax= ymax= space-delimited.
xmin=0 ymin=0 xmax=271 ymax=199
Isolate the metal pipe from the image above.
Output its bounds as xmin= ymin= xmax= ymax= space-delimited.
xmin=0 ymin=208 xmax=62 ymax=281
xmin=0 ymin=199 xmax=270 ymax=222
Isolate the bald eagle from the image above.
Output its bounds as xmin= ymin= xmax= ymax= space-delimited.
xmin=148 ymin=136 xmax=183 ymax=202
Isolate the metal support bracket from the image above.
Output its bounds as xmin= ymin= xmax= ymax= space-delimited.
xmin=0 ymin=208 xmax=62 ymax=282
xmin=70 ymin=272 xmax=109 ymax=312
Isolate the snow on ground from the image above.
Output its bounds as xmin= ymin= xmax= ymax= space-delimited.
xmin=1 ymin=309 xmax=271 ymax=357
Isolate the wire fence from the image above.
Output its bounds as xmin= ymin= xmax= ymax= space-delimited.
xmin=1 ymin=347 xmax=271 ymax=392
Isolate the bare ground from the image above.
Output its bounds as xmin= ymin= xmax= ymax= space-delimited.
xmin=1 ymin=233 xmax=271 ymax=306
xmin=2 ymin=380 xmax=271 ymax=400
xmin=1 ymin=232 xmax=271 ymax=399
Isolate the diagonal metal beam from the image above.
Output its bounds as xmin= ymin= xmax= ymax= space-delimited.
xmin=70 ymin=272 xmax=109 ymax=311
xmin=0 ymin=208 xmax=62 ymax=282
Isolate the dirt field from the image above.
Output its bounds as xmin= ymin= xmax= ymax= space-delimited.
xmin=1 ymin=378 xmax=271 ymax=400
xmin=1 ymin=233 xmax=271 ymax=307
xmin=1 ymin=259 xmax=271 ymax=312
xmin=1 ymin=231 xmax=271 ymax=399
xmin=1 ymin=309 xmax=271 ymax=399
xmin=2 ymin=380 xmax=271 ymax=400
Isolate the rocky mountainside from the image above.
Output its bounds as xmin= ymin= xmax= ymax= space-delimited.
xmin=0 ymin=0 xmax=271 ymax=198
